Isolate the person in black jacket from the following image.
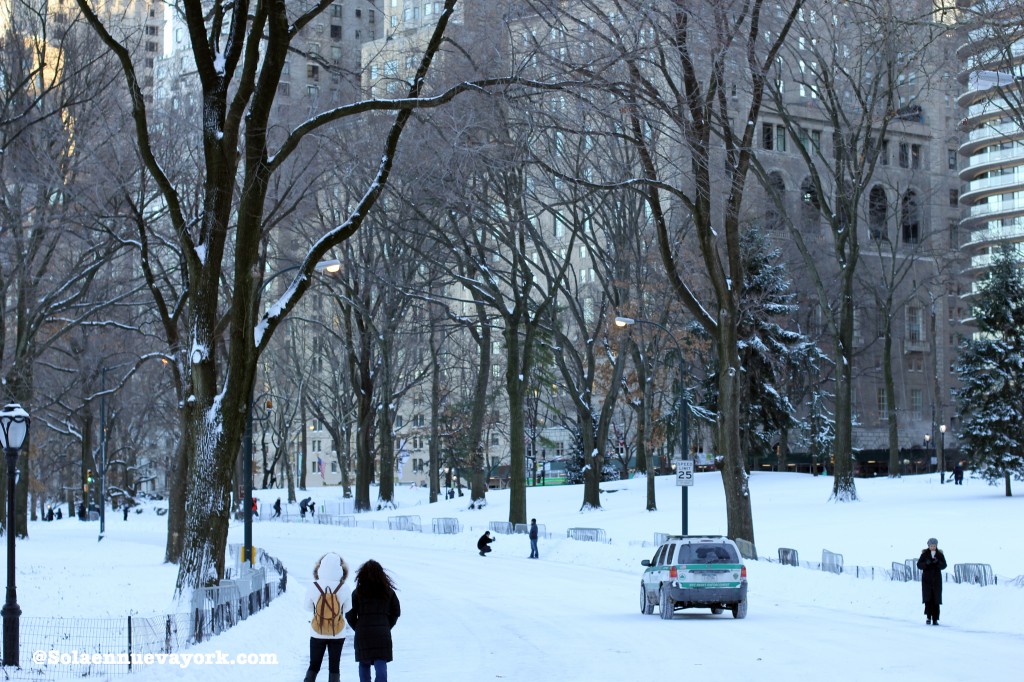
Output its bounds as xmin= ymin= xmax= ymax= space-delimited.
xmin=478 ymin=531 xmax=495 ymax=556
xmin=528 ymin=519 xmax=539 ymax=559
xmin=346 ymin=560 xmax=400 ymax=682
xmin=916 ymin=538 xmax=947 ymax=625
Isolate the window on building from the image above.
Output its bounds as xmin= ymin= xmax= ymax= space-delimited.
xmin=880 ymin=139 xmax=889 ymax=165
xmin=800 ymin=177 xmax=820 ymax=228
xmin=396 ymin=415 xmax=404 ymax=428
xmin=307 ymin=64 xmax=320 ymax=81
xmin=910 ymin=388 xmax=923 ymax=420
xmin=330 ymin=24 xmax=341 ymax=39
xmin=876 ymin=387 xmax=888 ymax=420
xmin=907 ymin=305 xmax=924 ymax=343
xmin=762 ymin=123 xmax=774 ymax=150
xmin=948 ymin=149 xmax=957 ymax=170
xmin=949 ymin=188 xmax=958 ymax=207
xmin=911 ymin=144 xmax=922 ymax=169
xmin=868 ymin=185 xmax=887 ymax=241
xmin=765 ymin=172 xmax=785 ymax=230
xmin=776 ymin=125 xmax=787 ymax=152
xmin=331 ymin=462 xmax=338 ymax=473
xmin=901 ymin=190 xmax=920 ymax=244
xmin=899 ymin=142 xmax=909 ymax=168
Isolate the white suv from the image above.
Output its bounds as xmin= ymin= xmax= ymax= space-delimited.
xmin=640 ymin=535 xmax=748 ymax=619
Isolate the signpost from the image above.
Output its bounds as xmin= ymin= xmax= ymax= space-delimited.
xmin=675 ymin=460 xmax=694 ymax=487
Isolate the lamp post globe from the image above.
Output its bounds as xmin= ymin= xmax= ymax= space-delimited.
xmin=0 ymin=403 xmax=31 ymax=667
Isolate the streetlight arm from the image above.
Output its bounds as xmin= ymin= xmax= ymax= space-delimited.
xmin=254 ymin=259 xmax=342 ymax=351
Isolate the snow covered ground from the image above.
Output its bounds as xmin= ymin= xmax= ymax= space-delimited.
xmin=4 ymin=470 xmax=1023 ymax=681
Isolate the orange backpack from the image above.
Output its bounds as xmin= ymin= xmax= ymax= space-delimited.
xmin=312 ymin=581 xmax=345 ymax=636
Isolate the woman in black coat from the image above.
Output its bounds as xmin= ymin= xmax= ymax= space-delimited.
xmin=916 ymin=538 xmax=947 ymax=625
xmin=346 ymin=560 xmax=401 ymax=682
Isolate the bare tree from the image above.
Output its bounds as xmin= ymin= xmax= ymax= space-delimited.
xmin=758 ymin=0 xmax=949 ymax=497
xmin=524 ymin=0 xmax=805 ymax=543
xmin=72 ymin=0 xmax=503 ymax=592
xmin=0 ymin=3 xmax=137 ymax=536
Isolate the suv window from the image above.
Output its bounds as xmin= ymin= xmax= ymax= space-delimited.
xmin=678 ymin=544 xmax=738 ymax=564
xmin=654 ymin=545 xmax=668 ymax=566
xmin=666 ymin=544 xmax=676 ymax=565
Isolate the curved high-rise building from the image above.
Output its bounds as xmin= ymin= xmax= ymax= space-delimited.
xmin=957 ymin=1 xmax=1024 ymax=295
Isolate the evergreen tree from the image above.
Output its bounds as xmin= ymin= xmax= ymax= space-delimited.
xmin=954 ymin=247 xmax=1024 ymax=496
xmin=563 ymin=425 xmax=586 ymax=486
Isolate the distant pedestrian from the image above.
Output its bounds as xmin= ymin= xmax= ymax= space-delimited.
xmin=251 ymin=496 xmax=259 ymax=518
xmin=77 ymin=502 xmax=86 ymax=521
xmin=304 ymin=552 xmax=352 ymax=682
xmin=953 ymin=462 xmax=964 ymax=485
xmin=123 ymin=505 xmax=129 ymax=521
xmin=272 ymin=498 xmax=282 ymax=518
xmin=478 ymin=531 xmax=495 ymax=557
xmin=917 ymin=538 xmax=947 ymax=625
xmin=55 ymin=508 xmax=62 ymax=520
xmin=528 ymin=519 xmax=539 ymax=559
xmin=346 ymin=560 xmax=400 ymax=682
xmin=300 ymin=498 xmax=309 ymax=519
xmin=310 ymin=501 xmax=316 ymax=517
xmin=45 ymin=506 xmax=54 ymax=522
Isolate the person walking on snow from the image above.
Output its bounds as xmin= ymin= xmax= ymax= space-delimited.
xmin=528 ymin=519 xmax=539 ymax=559
xmin=478 ymin=531 xmax=495 ymax=556
xmin=303 ymin=552 xmax=352 ymax=682
xmin=917 ymin=538 xmax=947 ymax=625
xmin=346 ymin=560 xmax=401 ymax=682
xmin=272 ymin=497 xmax=282 ymax=518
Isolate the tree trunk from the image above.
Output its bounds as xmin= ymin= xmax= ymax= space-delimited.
xmin=174 ymin=396 xmax=245 ymax=593
xmin=429 ymin=323 xmax=442 ymax=505
xmin=831 ymin=287 xmax=858 ymax=501
xmin=580 ymin=412 xmax=600 ymax=511
xmin=354 ymin=387 xmax=375 ymax=511
xmin=718 ymin=325 xmax=755 ymax=544
xmin=378 ymin=395 xmax=397 ymax=509
xmin=469 ymin=306 xmax=492 ymax=506
xmin=299 ymin=399 xmax=308 ymax=491
xmin=1005 ymin=471 xmax=1012 ymax=497
xmin=883 ymin=310 xmax=900 ymax=477
xmin=164 ymin=429 xmax=191 ymax=564
xmin=284 ymin=444 xmax=296 ymax=504
xmin=506 ymin=336 xmax=528 ymax=525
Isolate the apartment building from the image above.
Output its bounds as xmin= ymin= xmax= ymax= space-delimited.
xmin=956 ymin=0 xmax=1024 ymax=296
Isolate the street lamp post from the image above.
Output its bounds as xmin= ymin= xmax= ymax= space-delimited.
xmin=1 ymin=403 xmax=31 ymax=667
xmin=924 ymin=433 xmax=932 ymax=475
xmin=939 ymin=424 xmax=946 ymax=484
xmin=241 ymin=259 xmax=341 ymax=567
xmin=615 ymin=316 xmax=689 ymax=535
xmin=98 ymin=367 xmax=107 ymax=542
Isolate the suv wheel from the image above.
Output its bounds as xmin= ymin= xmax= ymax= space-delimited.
xmin=658 ymin=586 xmax=674 ymax=620
xmin=711 ymin=607 xmax=723 ymax=615
xmin=731 ymin=599 xmax=748 ymax=619
xmin=641 ymin=585 xmax=654 ymax=615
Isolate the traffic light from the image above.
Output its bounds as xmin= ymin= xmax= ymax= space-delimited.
xmin=87 ymin=469 xmax=94 ymax=484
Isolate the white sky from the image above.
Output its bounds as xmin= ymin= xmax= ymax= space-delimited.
xmin=5 ymin=470 xmax=1023 ymax=681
